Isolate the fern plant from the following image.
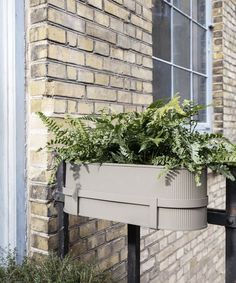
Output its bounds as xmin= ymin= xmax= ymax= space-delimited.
xmin=37 ymin=96 xmax=236 ymax=185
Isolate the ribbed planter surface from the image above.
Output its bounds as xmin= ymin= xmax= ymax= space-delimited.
xmin=63 ymin=163 xmax=208 ymax=231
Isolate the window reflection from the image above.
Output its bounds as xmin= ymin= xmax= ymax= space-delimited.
xmin=192 ymin=0 xmax=206 ymax=25
xmin=173 ymin=0 xmax=190 ymax=15
xmin=173 ymin=10 xmax=190 ymax=68
xmin=153 ymin=0 xmax=171 ymax=61
xmin=173 ymin=67 xmax=191 ymax=101
xmin=153 ymin=60 xmax=172 ymax=101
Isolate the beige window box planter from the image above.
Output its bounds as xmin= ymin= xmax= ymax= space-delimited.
xmin=63 ymin=163 xmax=208 ymax=231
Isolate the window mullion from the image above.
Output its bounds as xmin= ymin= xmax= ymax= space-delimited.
xmin=190 ymin=0 xmax=193 ymax=101
xmin=171 ymin=3 xmax=173 ymax=97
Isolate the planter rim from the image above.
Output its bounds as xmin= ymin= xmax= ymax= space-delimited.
xmin=68 ymin=162 xmax=204 ymax=172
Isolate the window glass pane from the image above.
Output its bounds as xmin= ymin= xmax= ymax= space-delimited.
xmin=173 ymin=67 xmax=190 ymax=100
xmin=193 ymin=74 xmax=206 ymax=122
xmin=192 ymin=0 xmax=206 ymax=26
xmin=173 ymin=0 xmax=190 ymax=15
xmin=153 ymin=0 xmax=171 ymax=61
xmin=153 ymin=60 xmax=172 ymax=101
xmin=173 ymin=10 xmax=190 ymax=68
xmin=192 ymin=23 xmax=206 ymax=74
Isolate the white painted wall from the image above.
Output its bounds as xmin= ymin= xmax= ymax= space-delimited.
xmin=0 ymin=0 xmax=26 ymax=261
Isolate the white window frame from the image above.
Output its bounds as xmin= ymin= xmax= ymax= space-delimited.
xmin=153 ymin=0 xmax=212 ymax=131
xmin=0 ymin=0 xmax=26 ymax=261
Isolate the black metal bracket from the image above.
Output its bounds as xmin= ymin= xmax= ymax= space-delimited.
xmin=55 ymin=162 xmax=69 ymax=257
xmin=207 ymin=208 xmax=236 ymax=229
xmin=207 ymin=208 xmax=226 ymax=226
xmin=53 ymin=191 xmax=65 ymax=204
xmin=128 ymin=224 xmax=140 ymax=283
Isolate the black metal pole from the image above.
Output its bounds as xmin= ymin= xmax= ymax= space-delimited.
xmin=55 ymin=161 xmax=69 ymax=257
xmin=226 ymin=170 xmax=236 ymax=283
xmin=128 ymin=224 xmax=140 ymax=283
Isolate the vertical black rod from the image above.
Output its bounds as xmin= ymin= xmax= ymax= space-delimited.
xmin=128 ymin=224 xmax=140 ymax=283
xmin=56 ymin=161 xmax=69 ymax=257
xmin=226 ymin=169 xmax=236 ymax=283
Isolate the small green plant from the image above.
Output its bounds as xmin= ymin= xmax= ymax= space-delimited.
xmin=0 ymin=251 xmax=110 ymax=283
xmin=38 ymin=96 xmax=236 ymax=185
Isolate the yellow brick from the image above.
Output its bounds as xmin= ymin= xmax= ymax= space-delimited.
xmin=136 ymin=81 xmax=143 ymax=92
xmin=48 ymin=25 xmax=66 ymax=43
xmin=30 ymin=80 xmax=47 ymax=96
xmin=30 ymin=25 xmax=47 ymax=42
xmin=29 ymin=132 xmax=48 ymax=149
xmin=31 ymin=202 xmax=57 ymax=217
xmin=78 ymin=102 xmax=93 ymax=114
xmin=31 ymin=44 xmax=48 ymax=61
xmin=29 ymin=166 xmax=52 ymax=182
xmin=87 ymin=234 xmax=105 ymax=249
xmin=87 ymin=86 xmax=116 ymax=101
xmin=131 ymin=66 xmax=152 ymax=80
xmin=29 ymin=114 xmax=47 ymax=132
xmin=87 ymin=0 xmax=102 ymax=9
xmin=67 ymin=66 xmax=77 ymax=80
xmin=94 ymin=41 xmax=110 ymax=56
xmin=78 ymin=35 xmax=93 ymax=51
xmin=31 ymin=233 xmax=58 ymax=251
xmin=124 ymin=105 xmax=136 ymax=112
xmin=68 ymin=101 xmax=77 ymax=113
xmin=67 ymin=0 xmax=76 ymax=13
xmin=86 ymin=22 xmax=116 ymax=44
xmin=77 ymin=3 xmax=93 ymax=20
xmin=104 ymin=0 xmax=130 ymax=21
xmin=31 ymin=63 xmax=47 ymax=78
xmin=214 ymin=52 xmax=223 ymax=60
xmin=80 ymin=221 xmax=96 ymax=237
xmin=143 ymin=82 xmax=153 ymax=93
xmin=86 ymin=54 xmax=103 ymax=69
xmin=131 ymin=14 xmax=151 ymax=32
xmin=117 ymin=91 xmax=132 ymax=103
xmin=143 ymin=56 xmax=153 ymax=68
xmin=67 ymin=31 xmax=77 ymax=46
xmin=47 ymin=62 xmax=67 ymax=78
xmin=54 ymin=99 xmax=67 ymax=113
xmin=110 ymin=104 xmax=123 ymax=113
xmin=30 ymin=0 xmax=47 ymax=6
xmin=31 ymin=99 xmax=42 ymax=113
xmin=97 ymin=243 xmax=112 ymax=259
xmin=48 ymin=45 xmax=84 ymax=65
xmin=110 ymin=17 xmax=124 ymax=32
xmin=124 ymin=51 xmax=135 ymax=63
xmin=94 ymin=10 xmax=109 ymax=27
xmin=97 ymin=219 xmax=112 ymax=231
xmin=30 ymin=149 xmax=49 ymax=165
xmin=48 ymin=8 xmax=85 ymax=32
xmin=31 ymin=217 xmax=58 ymax=233
xmin=110 ymin=76 xmax=123 ymax=88
xmin=78 ymin=69 xmax=94 ymax=83
xmin=95 ymin=103 xmax=110 ymax=114
xmin=69 ymin=241 xmax=87 ymax=258
xmin=111 ymin=47 xmax=123 ymax=60
xmin=132 ymin=93 xmax=153 ymax=105
xmin=48 ymin=0 xmax=65 ymax=9
xmin=69 ymin=228 xmax=80 ymax=242
xmin=99 ymin=254 xmax=120 ymax=271
xmin=48 ymin=81 xmax=85 ymax=98
xmin=95 ymin=73 xmax=109 ymax=86
xmin=41 ymin=98 xmax=55 ymax=113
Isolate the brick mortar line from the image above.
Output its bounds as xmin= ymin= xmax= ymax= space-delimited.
xmin=47 ymin=2 xmax=153 ymax=25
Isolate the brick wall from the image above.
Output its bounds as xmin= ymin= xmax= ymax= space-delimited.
xmin=27 ymin=0 xmax=152 ymax=282
xmin=26 ymin=0 xmax=236 ymax=282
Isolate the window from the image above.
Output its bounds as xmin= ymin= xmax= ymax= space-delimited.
xmin=0 ymin=0 xmax=25 ymax=261
xmin=153 ymin=0 xmax=212 ymax=128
